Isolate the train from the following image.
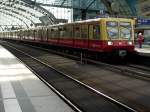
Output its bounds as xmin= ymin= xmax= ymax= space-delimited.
xmin=0 ymin=18 xmax=135 ymax=57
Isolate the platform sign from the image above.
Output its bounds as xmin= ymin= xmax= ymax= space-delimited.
xmin=137 ymin=19 xmax=150 ymax=25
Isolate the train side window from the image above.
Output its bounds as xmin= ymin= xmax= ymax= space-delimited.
xmin=93 ymin=25 xmax=100 ymax=40
xmin=74 ymin=25 xmax=81 ymax=38
xmin=81 ymin=25 xmax=88 ymax=39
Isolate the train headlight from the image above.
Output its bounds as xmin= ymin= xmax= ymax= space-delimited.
xmin=108 ymin=41 xmax=113 ymax=45
xmin=128 ymin=41 xmax=132 ymax=45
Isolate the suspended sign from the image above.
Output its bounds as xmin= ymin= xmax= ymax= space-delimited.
xmin=137 ymin=19 xmax=150 ymax=25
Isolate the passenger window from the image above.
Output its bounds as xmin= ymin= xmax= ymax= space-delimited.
xmin=81 ymin=25 xmax=88 ymax=39
xmin=93 ymin=25 xmax=100 ymax=40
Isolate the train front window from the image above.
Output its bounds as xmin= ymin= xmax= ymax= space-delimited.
xmin=106 ymin=21 xmax=118 ymax=39
xmin=120 ymin=22 xmax=131 ymax=39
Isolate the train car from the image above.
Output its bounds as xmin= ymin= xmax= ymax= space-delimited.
xmin=0 ymin=18 xmax=135 ymax=57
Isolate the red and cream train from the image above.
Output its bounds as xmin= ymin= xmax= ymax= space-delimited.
xmin=0 ymin=18 xmax=135 ymax=57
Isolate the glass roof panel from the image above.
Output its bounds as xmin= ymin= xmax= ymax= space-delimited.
xmin=42 ymin=6 xmax=72 ymax=22
xmin=32 ymin=0 xmax=72 ymax=6
xmin=0 ymin=0 xmax=115 ymax=31
xmin=0 ymin=11 xmax=28 ymax=31
xmin=0 ymin=10 xmax=32 ymax=24
xmin=0 ymin=0 xmax=58 ymax=30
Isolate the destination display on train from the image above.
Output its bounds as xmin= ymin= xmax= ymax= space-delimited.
xmin=106 ymin=21 xmax=118 ymax=27
xmin=120 ymin=22 xmax=131 ymax=26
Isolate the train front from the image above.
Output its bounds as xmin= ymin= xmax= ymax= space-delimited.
xmin=102 ymin=18 xmax=135 ymax=57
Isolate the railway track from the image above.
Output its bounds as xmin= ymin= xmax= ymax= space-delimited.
xmin=2 ymin=40 xmax=150 ymax=111
xmin=87 ymin=60 xmax=150 ymax=82
xmin=127 ymin=64 xmax=150 ymax=73
xmin=114 ymin=63 xmax=150 ymax=80
xmin=17 ymin=40 xmax=150 ymax=82
xmin=0 ymin=41 xmax=136 ymax=112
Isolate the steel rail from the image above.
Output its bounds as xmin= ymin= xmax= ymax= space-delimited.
xmin=5 ymin=40 xmax=150 ymax=82
xmin=17 ymin=41 xmax=150 ymax=82
xmin=0 ymin=41 xmax=137 ymax=112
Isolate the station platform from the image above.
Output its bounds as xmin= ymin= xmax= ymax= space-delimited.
xmin=0 ymin=45 xmax=74 ymax=112
xmin=135 ymin=44 xmax=150 ymax=57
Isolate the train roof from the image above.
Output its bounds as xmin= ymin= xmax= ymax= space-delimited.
xmin=0 ymin=17 xmax=133 ymax=32
xmin=48 ymin=17 xmax=133 ymax=26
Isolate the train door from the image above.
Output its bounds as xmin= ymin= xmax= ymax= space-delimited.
xmin=41 ymin=29 xmax=43 ymax=41
xmin=47 ymin=27 xmax=51 ymax=43
xmin=88 ymin=24 xmax=94 ymax=49
xmin=46 ymin=28 xmax=48 ymax=42
xmin=38 ymin=28 xmax=43 ymax=41
xmin=59 ymin=25 xmax=65 ymax=46
xmin=24 ymin=30 xmax=27 ymax=40
xmin=33 ymin=29 xmax=36 ymax=40
xmin=33 ymin=29 xmax=37 ymax=41
xmin=42 ymin=27 xmax=48 ymax=42
xmin=49 ymin=26 xmax=58 ymax=44
xmin=67 ymin=25 xmax=73 ymax=47
xmin=74 ymin=24 xmax=81 ymax=48
xmin=88 ymin=22 xmax=101 ymax=51
xmin=36 ymin=29 xmax=39 ymax=41
xmin=31 ymin=30 xmax=34 ymax=40
xmin=81 ymin=24 xmax=88 ymax=49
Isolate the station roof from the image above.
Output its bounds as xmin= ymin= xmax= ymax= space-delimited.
xmin=0 ymin=0 xmax=105 ymax=31
xmin=0 ymin=0 xmax=135 ymax=31
xmin=0 ymin=0 xmax=57 ymax=30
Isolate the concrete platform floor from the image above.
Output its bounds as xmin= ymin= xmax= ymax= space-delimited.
xmin=135 ymin=44 xmax=150 ymax=55
xmin=0 ymin=45 xmax=74 ymax=112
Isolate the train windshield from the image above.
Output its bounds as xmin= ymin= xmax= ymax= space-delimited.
xmin=106 ymin=21 xmax=118 ymax=39
xmin=120 ymin=22 xmax=131 ymax=39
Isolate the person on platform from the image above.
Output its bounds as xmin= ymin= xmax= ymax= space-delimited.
xmin=137 ymin=33 xmax=144 ymax=48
